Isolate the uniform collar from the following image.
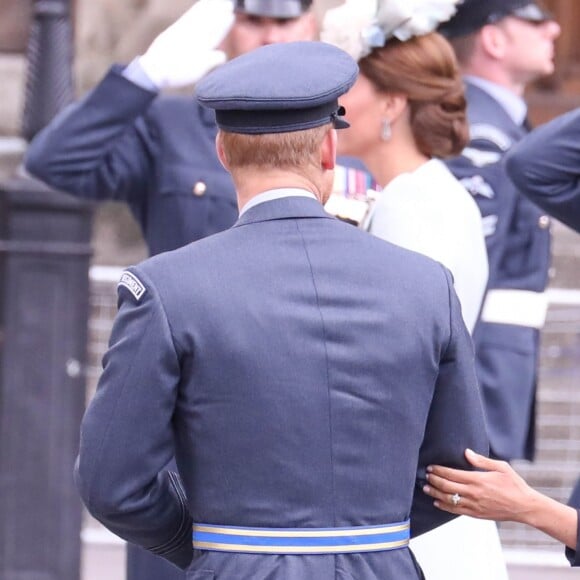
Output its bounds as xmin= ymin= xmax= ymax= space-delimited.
xmin=464 ymin=76 xmax=528 ymax=126
xmin=239 ymin=188 xmax=317 ymax=217
xmin=234 ymin=191 xmax=330 ymax=227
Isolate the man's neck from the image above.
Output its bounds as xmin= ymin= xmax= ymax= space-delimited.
xmin=461 ymin=64 xmax=526 ymax=97
xmin=463 ymin=74 xmax=528 ymax=126
xmin=232 ymin=169 xmax=324 ymax=213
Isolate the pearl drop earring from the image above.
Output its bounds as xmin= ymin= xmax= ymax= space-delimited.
xmin=381 ymin=119 xmax=392 ymax=141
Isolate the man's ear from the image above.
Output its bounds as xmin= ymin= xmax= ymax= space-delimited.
xmin=479 ymin=24 xmax=507 ymax=60
xmin=321 ymin=128 xmax=337 ymax=170
xmin=216 ymin=133 xmax=230 ymax=171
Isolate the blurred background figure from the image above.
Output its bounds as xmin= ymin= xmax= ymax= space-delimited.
xmin=24 ymin=0 xmax=318 ymax=258
xmin=438 ymin=0 xmax=561 ymax=466
xmin=321 ymin=1 xmax=503 ymax=579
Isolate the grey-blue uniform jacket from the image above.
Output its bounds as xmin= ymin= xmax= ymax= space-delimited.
xmin=506 ymin=108 xmax=580 ymax=567
xmin=445 ymin=81 xmax=552 ymax=461
xmin=75 ymin=196 xmax=489 ymax=579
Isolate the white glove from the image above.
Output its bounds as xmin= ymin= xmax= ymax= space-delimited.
xmin=138 ymin=0 xmax=235 ymax=89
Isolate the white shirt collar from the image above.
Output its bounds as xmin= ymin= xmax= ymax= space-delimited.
xmin=464 ymin=75 xmax=528 ymax=126
xmin=239 ymin=188 xmax=317 ymax=217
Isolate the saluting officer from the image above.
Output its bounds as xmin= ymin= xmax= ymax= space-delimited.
xmin=438 ymin=0 xmax=561 ymax=462
xmin=75 ymin=41 xmax=488 ymax=579
xmin=24 ymin=0 xmax=318 ymax=256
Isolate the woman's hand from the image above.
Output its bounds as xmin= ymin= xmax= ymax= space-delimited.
xmin=423 ymin=448 xmax=537 ymax=523
xmin=423 ymin=448 xmax=579 ymax=552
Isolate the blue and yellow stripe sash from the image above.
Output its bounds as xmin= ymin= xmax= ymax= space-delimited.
xmin=192 ymin=521 xmax=410 ymax=554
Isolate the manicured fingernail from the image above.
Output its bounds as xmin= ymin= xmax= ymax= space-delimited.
xmin=423 ymin=485 xmax=430 ymax=493
xmin=434 ymin=501 xmax=440 ymax=508
xmin=427 ymin=466 xmax=433 ymax=473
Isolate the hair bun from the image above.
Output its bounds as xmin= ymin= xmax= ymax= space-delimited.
xmin=413 ymin=78 xmax=469 ymax=158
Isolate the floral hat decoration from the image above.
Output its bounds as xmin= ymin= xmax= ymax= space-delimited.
xmin=321 ymin=0 xmax=462 ymax=61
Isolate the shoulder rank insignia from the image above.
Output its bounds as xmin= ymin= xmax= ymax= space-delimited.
xmin=469 ymin=124 xmax=513 ymax=151
xmin=118 ymin=271 xmax=147 ymax=301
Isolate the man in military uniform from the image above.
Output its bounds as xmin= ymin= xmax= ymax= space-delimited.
xmin=438 ymin=0 xmax=561 ymax=462
xmin=24 ymin=1 xmax=320 ymax=578
xmin=75 ymin=41 xmax=488 ymax=579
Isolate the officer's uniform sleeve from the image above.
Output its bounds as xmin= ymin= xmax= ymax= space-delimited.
xmin=25 ymin=66 xmax=158 ymax=207
xmin=506 ymin=108 xmax=580 ymax=233
xmin=411 ymin=266 xmax=489 ymax=537
xmin=75 ymin=267 xmax=193 ymax=569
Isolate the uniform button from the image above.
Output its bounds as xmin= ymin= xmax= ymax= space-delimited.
xmin=538 ymin=215 xmax=551 ymax=229
xmin=193 ymin=181 xmax=207 ymax=196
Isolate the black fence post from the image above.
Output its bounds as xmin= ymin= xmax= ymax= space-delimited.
xmin=22 ymin=0 xmax=74 ymax=141
xmin=0 ymin=179 xmax=92 ymax=580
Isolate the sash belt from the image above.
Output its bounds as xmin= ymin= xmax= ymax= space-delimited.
xmin=192 ymin=520 xmax=410 ymax=554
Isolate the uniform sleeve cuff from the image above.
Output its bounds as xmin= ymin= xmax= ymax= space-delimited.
xmin=122 ymin=58 xmax=159 ymax=92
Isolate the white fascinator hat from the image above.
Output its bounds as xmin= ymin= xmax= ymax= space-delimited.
xmin=321 ymin=0 xmax=461 ymax=61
